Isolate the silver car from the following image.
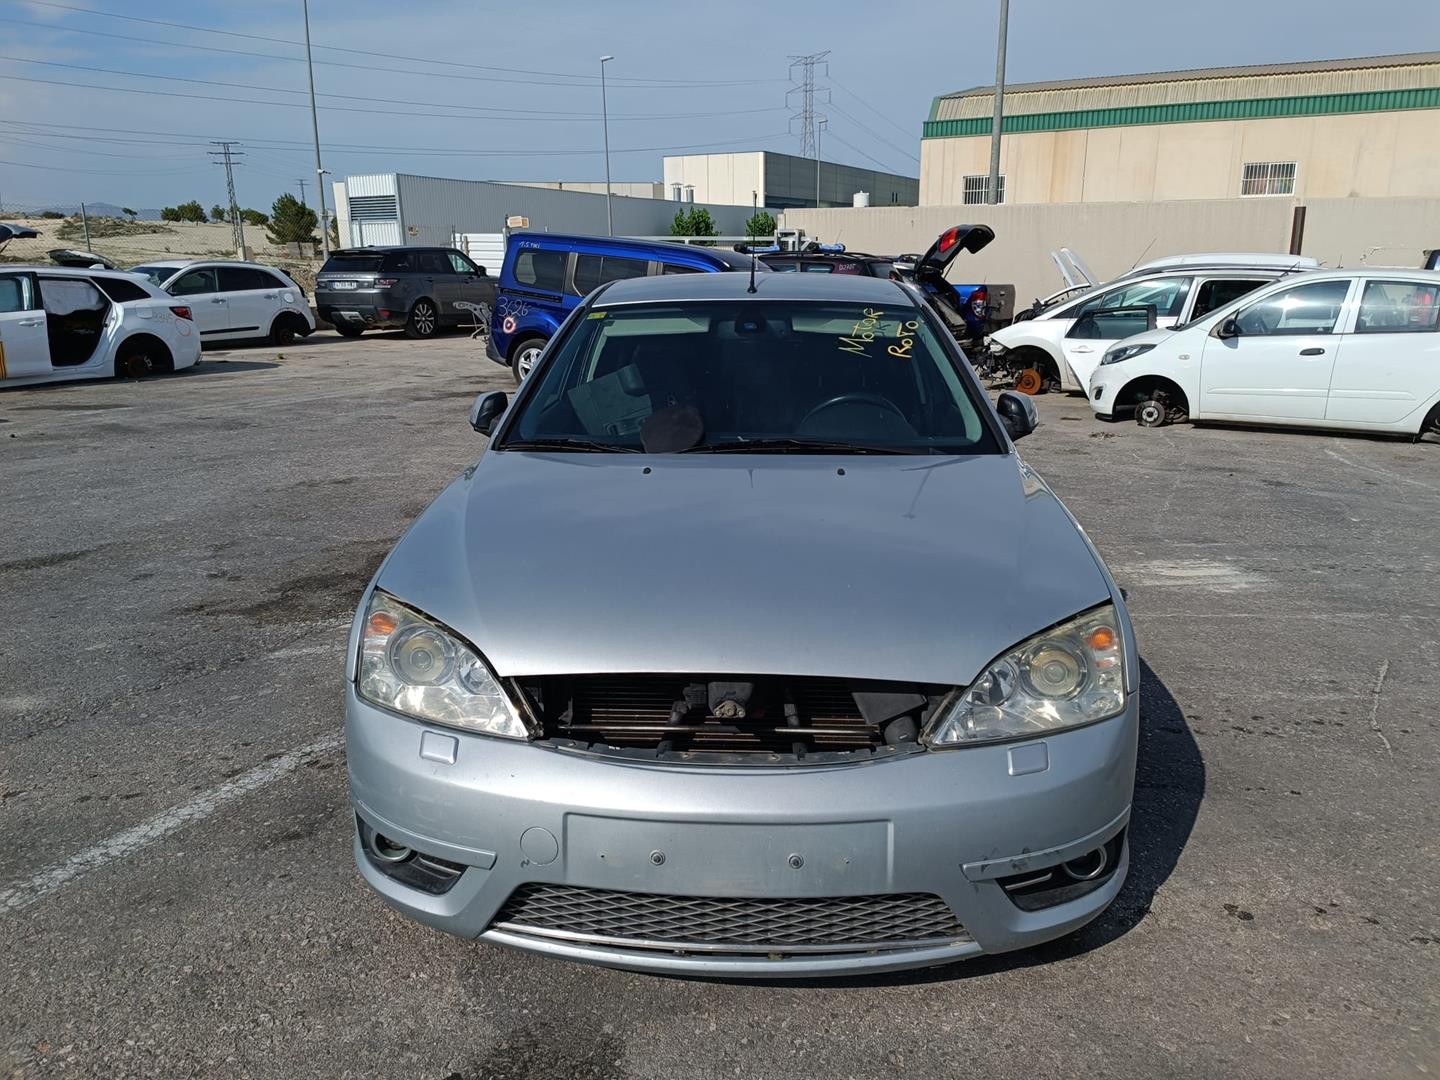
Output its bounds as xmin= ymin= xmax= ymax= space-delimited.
xmin=345 ymin=271 xmax=1138 ymax=978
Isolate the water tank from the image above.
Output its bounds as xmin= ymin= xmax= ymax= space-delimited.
xmin=853 ymin=191 xmax=871 ymax=208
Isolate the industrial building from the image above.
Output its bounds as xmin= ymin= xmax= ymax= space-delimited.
xmin=663 ymin=150 xmax=918 ymax=210
xmin=330 ymin=173 xmax=755 ymax=254
xmin=920 ymin=52 xmax=1440 ymax=206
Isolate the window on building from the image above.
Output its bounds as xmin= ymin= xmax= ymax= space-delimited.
xmin=1240 ymin=162 xmax=1297 ymax=197
xmin=962 ymin=175 xmax=1005 ymax=205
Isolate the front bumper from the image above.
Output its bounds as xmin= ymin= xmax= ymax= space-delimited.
xmin=1088 ymin=366 xmax=1123 ymax=418
xmin=346 ymin=688 xmax=1137 ymax=976
xmin=485 ymin=334 xmax=507 ymax=366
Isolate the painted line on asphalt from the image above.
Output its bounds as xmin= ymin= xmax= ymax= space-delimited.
xmin=0 ymin=733 xmax=343 ymax=914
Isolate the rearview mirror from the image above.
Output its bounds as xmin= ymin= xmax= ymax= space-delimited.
xmin=1216 ymin=317 xmax=1241 ymax=339
xmin=469 ymin=390 xmax=508 ymax=435
xmin=995 ymin=390 xmax=1038 ymax=442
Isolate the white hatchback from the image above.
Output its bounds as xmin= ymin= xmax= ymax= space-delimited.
xmin=0 ymin=266 xmax=200 ymax=388
xmin=131 ymin=260 xmax=315 ymax=346
xmin=1088 ymin=268 xmax=1440 ymax=438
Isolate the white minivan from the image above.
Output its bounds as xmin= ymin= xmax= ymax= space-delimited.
xmin=988 ymin=254 xmax=1317 ymax=393
xmin=1088 ymin=268 xmax=1440 ymax=438
xmin=131 ymin=260 xmax=316 ymax=346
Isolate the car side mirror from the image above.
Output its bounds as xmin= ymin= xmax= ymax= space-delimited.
xmin=1216 ymin=317 xmax=1241 ymax=339
xmin=995 ymin=390 xmax=1038 ymax=442
xmin=469 ymin=390 xmax=507 ymax=435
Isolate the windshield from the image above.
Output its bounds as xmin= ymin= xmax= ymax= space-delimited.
xmin=130 ymin=265 xmax=178 ymax=286
xmin=500 ymin=300 xmax=999 ymax=455
xmin=321 ymin=254 xmax=384 ymax=273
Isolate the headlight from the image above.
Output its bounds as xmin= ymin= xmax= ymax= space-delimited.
xmin=1101 ymin=342 xmax=1155 ymax=366
xmin=925 ymin=605 xmax=1126 ymax=748
xmin=356 ymin=591 xmax=529 ymax=740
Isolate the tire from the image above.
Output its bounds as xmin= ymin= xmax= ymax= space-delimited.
xmin=404 ymin=299 xmax=439 ymax=340
xmin=270 ymin=314 xmax=298 ymax=347
xmin=114 ymin=337 xmax=165 ymax=379
xmin=510 ymin=336 xmax=547 ymax=386
xmin=1135 ymin=397 xmax=1178 ymax=428
xmin=1419 ymin=405 xmax=1440 ymax=442
xmin=1012 ymin=348 xmax=1058 ymax=394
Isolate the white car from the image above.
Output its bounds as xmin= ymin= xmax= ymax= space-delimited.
xmin=0 ymin=266 xmax=200 ymax=388
xmin=989 ymin=253 xmax=1318 ymax=393
xmin=131 ymin=260 xmax=315 ymax=346
xmin=1088 ymin=268 xmax=1440 ymax=438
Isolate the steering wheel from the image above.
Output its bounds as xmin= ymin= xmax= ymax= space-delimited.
xmin=798 ymin=392 xmax=909 ymax=431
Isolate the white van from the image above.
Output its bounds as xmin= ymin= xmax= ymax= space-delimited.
xmin=1088 ymin=268 xmax=1440 ymax=438
xmin=988 ymin=254 xmax=1317 ymax=393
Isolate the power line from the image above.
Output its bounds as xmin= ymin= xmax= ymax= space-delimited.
xmin=825 ymin=104 xmax=919 ymax=165
xmin=20 ymin=1 xmax=787 ymax=88
xmin=822 ymin=129 xmax=901 ymax=174
xmin=0 ymin=55 xmax=785 ymax=122
xmin=829 ymin=79 xmax=919 ymax=141
xmin=787 ymin=51 xmax=830 ymax=159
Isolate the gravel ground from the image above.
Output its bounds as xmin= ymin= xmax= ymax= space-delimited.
xmin=1 ymin=333 xmax=1436 ymax=1079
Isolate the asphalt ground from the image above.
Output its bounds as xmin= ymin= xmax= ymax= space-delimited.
xmin=1 ymin=332 xmax=1436 ymax=1079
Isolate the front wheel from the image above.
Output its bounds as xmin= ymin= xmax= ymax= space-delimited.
xmin=270 ymin=315 xmax=298 ymax=347
xmin=404 ymin=299 xmax=439 ymax=339
xmin=511 ymin=337 xmax=547 ymax=385
xmin=1136 ymin=396 xmax=1187 ymax=428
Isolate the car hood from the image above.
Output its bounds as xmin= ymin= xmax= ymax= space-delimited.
xmin=374 ymin=452 xmax=1114 ymax=686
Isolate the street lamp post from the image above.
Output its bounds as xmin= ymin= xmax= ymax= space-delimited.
xmin=301 ymin=0 xmax=330 ymax=257
xmin=816 ymin=118 xmax=827 ymax=208
xmin=988 ymin=0 xmax=1009 ymax=206
xmin=600 ymin=55 xmax=614 ymax=236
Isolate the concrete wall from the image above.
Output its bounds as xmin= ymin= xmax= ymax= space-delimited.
xmin=663 ymin=153 xmax=767 ymax=209
xmin=920 ymin=110 xmax=1440 ymax=205
xmin=777 ymin=197 xmax=1440 ymax=306
xmin=663 ymin=152 xmax=919 ymax=210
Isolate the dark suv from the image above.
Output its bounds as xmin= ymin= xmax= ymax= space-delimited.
xmin=314 ymin=246 xmax=497 ymax=339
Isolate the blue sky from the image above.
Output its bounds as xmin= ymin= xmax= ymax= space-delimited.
xmin=1 ymin=0 xmax=1437 ymax=211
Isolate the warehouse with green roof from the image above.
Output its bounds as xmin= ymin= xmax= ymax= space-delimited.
xmin=920 ymin=52 xmax=1440 ymax=206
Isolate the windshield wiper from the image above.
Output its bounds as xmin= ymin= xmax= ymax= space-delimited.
xmin=680 ymin=438 xmax=913 ymax=455
xmin=500 ymin=437 xmax=641 ymax=454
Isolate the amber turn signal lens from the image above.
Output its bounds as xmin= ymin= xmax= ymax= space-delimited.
xmin=367 ymin=611 xmax=398 ymax=637
xmin=1085 ymin=626 xmax=1117 ymax=650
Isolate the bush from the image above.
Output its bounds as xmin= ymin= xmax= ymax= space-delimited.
xmin=670 ymin=207 xmax=718 ymax=244
xmin=39 ymin=210 xmax=64 ymax=219
xmin=267 ymin=193 xmax=318 ymax=247
xmin=744 ymin=211 xmax=776 ymax=239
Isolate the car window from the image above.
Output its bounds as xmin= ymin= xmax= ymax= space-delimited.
xmin=505 ymin=300 xmax=998 ymax=455
xmin=1070 ymin=309 xmax=1154 ymax=340
xmin=129 ymin=265 xmax=178 ymax=287
xmin=39 ymin=277 xmax=109 ymax=317
xmin=868 ymin=261 xmax=895 ymax=279
xmin=417 ymin=251 xmax=451 ymax=274
xmin=1235 ymin=279 xmax=1352 ymax=336
xmin=218 ymin=266 xmax=270 ymax=292
xmin=322 ymin=254 xmax=385 ymax=273
xmin=1075 ymin=276 xmax=1191 ymax=320
xmin=572 ymin=255 xmax=650 ymax=296
xmin=171 ymin=268 xmax=219 ymax=296
xmin=1188 ymin=278 xmax=1268 ymax=322
xmin=447 ymin=251 xmax=481 ymax=275
xmin=661 ymin=263 xmax=703 ymax=275
xmin=380 ymin=251 xmax=414 ymax=273
xmin=766 ymin=260 xmax=800 ymax=273
xmin=0 ymin=274 xmax=38 ymax=312
xmin=92 ymin=277 xmax=151 ymax=303
xmin=1355 ymin=280 xmax=1440 ymax=334
xmin=513 ymin=249 xmax=566 ymax=292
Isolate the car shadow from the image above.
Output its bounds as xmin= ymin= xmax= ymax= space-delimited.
xmin=181 ymin=359 xmax=281 ymax=374
xmin=711 ymin=657 xmax=1205 ymax=989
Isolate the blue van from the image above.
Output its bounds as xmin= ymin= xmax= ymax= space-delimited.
xmin=488 ymin=233 xmax=762 ymax=383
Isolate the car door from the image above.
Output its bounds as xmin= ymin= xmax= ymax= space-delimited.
xmin=0 ymin=272 xmax=51 ymax=379
xmin=1199 ymin=278 xmax=1355 ymax=421
xmin=447 ymin=250 xmax=495 ymax=323
xmin=1057 ymin=275 xmax=1193 ymax=389
xmin=416 ymin=250 xmax=457 ymax=321
xmin=216 ymin=267 xmax=271 ymax=338
xmin=1326 ymin=277 xmax=1440 ymax=426
xmin=169 ymin=267 xmax=228 ymax=338
xmin=1186 ymin=276 xmax=1273 ymax=323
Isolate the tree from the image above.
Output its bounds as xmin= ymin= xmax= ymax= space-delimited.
xmin=210 ymin=204 xmax=226 ymax=222
xmin=670 ymin=207 xmax=717 ymax=244
xmin=39 ymin=210 xmax=65 ymax=219
xmin=164 ymin=200 xmax=206 ymax=223
xmin=745 ymin=210 xmax=776 ymax=239
xmin=267 ymin=193 xmax=319 ymax=247
xmin=121 ymin=207 xmax=137 ymax=220
xmin=240 ymin=208 xmax=269 ymax=227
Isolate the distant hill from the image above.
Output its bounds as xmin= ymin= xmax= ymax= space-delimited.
xmin=8 ymin=202 xmax=164 ymax=221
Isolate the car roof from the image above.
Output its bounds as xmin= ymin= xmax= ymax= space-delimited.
xmin=11 ymin=265 xmax=153 ymax=280
xmin=596 ymin=270 xmax=913 ymax=306
xmin=1249 ymin=267 xmax=1440 ymax=285
xmin=508 ymin=232 xmax=756 ymax=269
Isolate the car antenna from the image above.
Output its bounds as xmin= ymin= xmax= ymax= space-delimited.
xmin=747 ymin=249 xmax=758 ymax=294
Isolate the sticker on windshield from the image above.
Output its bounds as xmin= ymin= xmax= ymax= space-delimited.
xmin=836 ymin=308 xmax=920 ymax=359
xmin=587 ymin=310 xmax=608 ymax=320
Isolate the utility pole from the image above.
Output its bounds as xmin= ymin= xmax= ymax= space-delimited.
xmin=209 ymin=141 xmax=246 ymax=253
xmin=295 ymin=177 xmax=308 ymax=206
xmin=787 ymin=51 xmax=830 ymax=159
xmin=302 ymin=0 xmax=330 ymax=257
xmin=987 ymin=0 xmax=1009 ymax=206
xmin=600 ymin=55 xmax=614 ymax=236
xmin=80 ymin=202 xmax=91 ymax=251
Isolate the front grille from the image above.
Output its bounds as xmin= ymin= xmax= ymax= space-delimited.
xmin=491 ymin=884 xmax=969 ymax=955
xmin=517 ymin=674 xmax=945 ymax=763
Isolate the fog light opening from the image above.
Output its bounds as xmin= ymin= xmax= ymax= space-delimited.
xmin=1061 ymin=846 xmax=1109 ymax=882
xmin=369 ymin=832 xmax=414 ymax=864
